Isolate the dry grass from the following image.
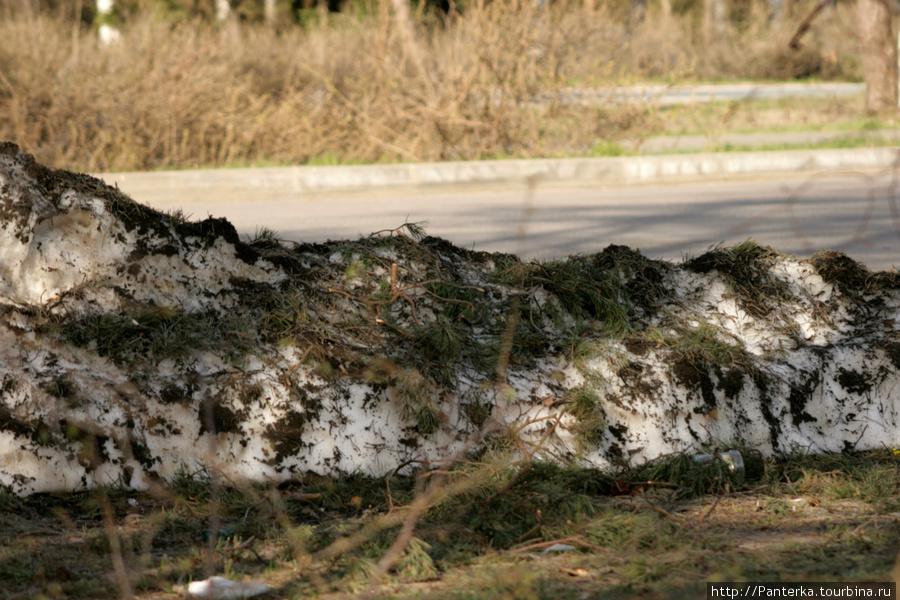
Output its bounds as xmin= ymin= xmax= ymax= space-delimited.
xmin=2 ymin=450 xmax=900 ymax=599
xmin=0 ymin=0 xmax=867 ymax=173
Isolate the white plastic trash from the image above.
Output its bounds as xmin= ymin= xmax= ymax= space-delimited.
xmin=186 ymin=576 xmax=271 ymax=599
xmin=541 ymin=543 xmax=577 ymax=554
xmin=692 ymin=450 xmax=745 ymax=482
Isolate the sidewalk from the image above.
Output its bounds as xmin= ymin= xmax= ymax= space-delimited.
xmin=553 ymin=82 xmax=866 ymax=106
xmin=96 ymin=138 xmax=900 ymax=205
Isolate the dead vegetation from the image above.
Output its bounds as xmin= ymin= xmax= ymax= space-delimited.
xmin=0 ymin=0 xmax=871 ymax=173
xmin=1 ymin=449 xmax=899 ymax=599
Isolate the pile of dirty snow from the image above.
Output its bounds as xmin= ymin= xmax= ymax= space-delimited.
xmin=1 ymin=142 xmax=899 ymax=496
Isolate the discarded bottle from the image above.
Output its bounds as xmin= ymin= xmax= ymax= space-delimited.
xmin=693 ymin=450 xmax=745 ymax=482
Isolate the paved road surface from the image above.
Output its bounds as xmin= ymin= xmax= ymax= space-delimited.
xmin=139 ymin=170 xmax=900 ymax=271
xmin=564 ymin=82 xmax=865 ymax=106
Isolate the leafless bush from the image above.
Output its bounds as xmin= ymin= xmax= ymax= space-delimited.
xmin=0 ymin=0 xmax=863 ymax=172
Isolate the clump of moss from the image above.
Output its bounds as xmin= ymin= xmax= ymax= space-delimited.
xmin=810 ymin=250 xmax=900 ymax=294
xmin=595 ymin=244 xmax=672 ymax=320
xmin=631 ymin=450 xmax=743 ymax=499
xmin=684 ymin=240 xmax=791 ymax=318
xmin=566 ymin=388 xmax=607 ymax=448
xmin=52 ymin=307 xmax=254 ymax=367
xmin=392 ymin=367 xmax=443 ymax=435
xmin=642 ymin=322 xmax=749 ymax=370
xmin=518 ymin=254 xmax=632 ymax=336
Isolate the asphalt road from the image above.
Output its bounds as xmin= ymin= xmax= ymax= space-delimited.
xmin=141 ymin=170 xmax=900 ymax=271
xmin=564 ymin=82 xmax=865 ymax=106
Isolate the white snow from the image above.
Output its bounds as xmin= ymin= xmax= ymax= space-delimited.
xmin=1 ymin=143 xmax=900 ymax=496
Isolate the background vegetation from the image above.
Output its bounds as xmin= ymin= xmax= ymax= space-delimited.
xmin=0 ymin=0 xmax=875 ymax=172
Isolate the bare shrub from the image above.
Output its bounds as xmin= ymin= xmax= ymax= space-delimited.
xmin=625 ymin=0 xmax=861 ymax=81
xmin=0 ymin=0 xmax=866 ymax=172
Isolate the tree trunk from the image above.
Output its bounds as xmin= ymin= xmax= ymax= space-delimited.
xmin=390 ymin=0 xmax=421 ymax=67
xmin=264 ymin=0 xmax=276 ymax=24
xmin=856 ymin=0 xmax=898 ymax=112
xmin=216 ymin=0 xmax=231 ymax=21
xmin=95 ymin=0 xmax=119 ymax=45
xmin=629 ymin=0 xmax=646 ymax=25
xmin=660 ymin=0 xmax=672 ymax=18
xmin=703 ymin=0 xmax=726 ymax=45
xmin=769 ymin=0 xmax=783 ymax=29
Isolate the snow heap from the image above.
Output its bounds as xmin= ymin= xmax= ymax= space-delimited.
xmin=1 ymin=141 xmax=899 ymax=496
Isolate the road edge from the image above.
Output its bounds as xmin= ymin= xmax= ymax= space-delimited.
xmin=94 ymin=146 xmax=900 ymax=202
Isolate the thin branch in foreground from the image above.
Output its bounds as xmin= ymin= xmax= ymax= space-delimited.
xmin=365 ymin=475 xmax=446 ymax=591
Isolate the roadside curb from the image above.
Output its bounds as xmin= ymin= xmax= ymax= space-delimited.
xmin=96 ymin=146 xmax=900 ymax=204
xmin=621 ymin=129 xmax=900 ymax=153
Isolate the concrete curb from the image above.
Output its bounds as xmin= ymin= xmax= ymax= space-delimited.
xmin=95 ymin=146 xmax=900 ymax=203
xmin=622 ymin=129 xmax=900 ymax=153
